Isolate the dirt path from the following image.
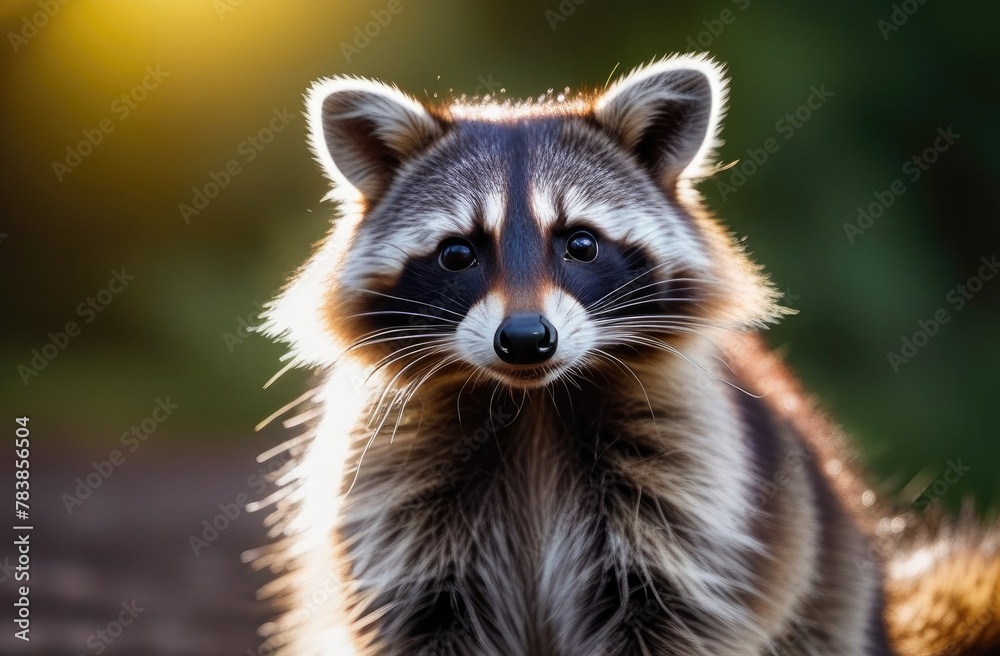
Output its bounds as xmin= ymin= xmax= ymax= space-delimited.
xmin=1 ymin=438 xmax=278 ymax=655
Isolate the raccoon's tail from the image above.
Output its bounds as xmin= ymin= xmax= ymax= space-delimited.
xmin=884 ymin=513 xmax=1000 ymax=656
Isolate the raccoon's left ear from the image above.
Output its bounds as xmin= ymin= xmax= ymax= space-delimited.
xmin=306 ymin=77 xmax=443 ymax=201
xmin=594 ymin=54 xmax=726 ymax=186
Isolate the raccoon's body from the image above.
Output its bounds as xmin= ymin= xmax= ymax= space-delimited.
xmin=255 ymin=55 xmax=1000 ymax=655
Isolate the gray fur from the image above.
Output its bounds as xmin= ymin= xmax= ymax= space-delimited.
xmin=257 ymin=55 xmax=997 ymax=656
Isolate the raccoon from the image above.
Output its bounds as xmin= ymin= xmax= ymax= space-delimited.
xmin=252 ymin=54 xmax=1000 ymax=655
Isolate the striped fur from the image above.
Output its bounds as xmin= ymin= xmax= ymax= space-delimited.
xmin=255 ymin=55 xmax=1000 ymax=655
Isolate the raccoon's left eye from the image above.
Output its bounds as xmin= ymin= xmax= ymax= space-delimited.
xmin=438 ymin=238 xmax=478 ymax=271
xmin=565 ymin=230 xmax=599 ymax=263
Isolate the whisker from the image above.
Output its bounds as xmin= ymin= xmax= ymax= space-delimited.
xmin=593 ymin=315 xmax=735 ymax=332
xmin=587 ymin=273 xmax=714 ymax=314
xmin=594 ymin=313 xmax=719 ymax=323
xmin=590 ymin=292 xmax=704 ymax=317
xmin=508 ymin=385 xmax=528 ymax=425
xmin=364 ymin=339 xmax=452 ymax=380
xmin=357 ymin=289 xmax=467 ymax=319
xmin=345 ymin=431 xmax=379 ymax=496
xmin=362 ymin=342 xmax=451 ymax=425
xmin=456 ymin=368 xmax=480 ymax=436
xmin=390 ymin=355 xmax=461 ymax=444
xmin=346 ymin=332 xmax=451 ymax=354
xmin=595 ymin=323 xmax=703 ymax=335
xmin=349 ymin=325 xmax=453 ymax=343
xmin=487 ymin=381 xmax=505 ymax=458
xmin=370 ymin=346 xmax=451 ymax=416
xmin=592 ymin=349 xmax=660 ymax=435
xmin=608 ymin=334 xmax=762 ymax=398
xmin=584 ymin=262 xmax=675 ymax=311
xmin=407 ymin=355 xmax=463 ymax=408
xmin=588 ymin=279 xmax=686 ymax=313
xmin=347 ymin=348 xmax=450 ymax=495
xmin=349 ymin=310 xmax=461 ymax=325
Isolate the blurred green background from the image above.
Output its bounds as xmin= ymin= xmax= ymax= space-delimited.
xmin=3 ymin=0 xmax=998 ymax=509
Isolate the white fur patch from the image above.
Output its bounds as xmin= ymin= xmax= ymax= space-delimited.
xmin=481 ymin=190 xmax=507 ymax=234
xmin=528 ymin=183 xmax=559 ymax=229
xmin=542 ymin=287 xmax=597 ymax=373
xmin=453 ymin=291 xmax=506 ymax=369
xmin=338 ymin=208 xmax=474 ymax=292
xmin=454 ymin=288 xmax=597 ymax=388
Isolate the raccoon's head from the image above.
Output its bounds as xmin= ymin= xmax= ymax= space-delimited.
xmin=267 ymin=55 xmax=783 ymax=391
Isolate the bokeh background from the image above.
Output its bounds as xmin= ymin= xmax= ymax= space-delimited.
xmin=2 ymin=0 xmax=998 ymax=653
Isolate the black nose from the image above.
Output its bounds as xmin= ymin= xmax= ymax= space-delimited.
xmin=493 ymin=314 xmax=558 ymax=365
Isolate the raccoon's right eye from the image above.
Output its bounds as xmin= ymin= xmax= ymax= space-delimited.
xmin=438 ymin=238 xmax=478 ymax=271
xmin=565 ymin=230 xmax=599 ymax=263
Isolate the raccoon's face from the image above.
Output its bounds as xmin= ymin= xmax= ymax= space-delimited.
xmin=277 ymin=56 xmax=779 ymax=390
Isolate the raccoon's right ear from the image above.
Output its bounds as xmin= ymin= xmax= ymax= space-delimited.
xmin=306 ymin=77 xmax=443 ymax=201
xmin=594 ymin=54 xmax=727 ymax=185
